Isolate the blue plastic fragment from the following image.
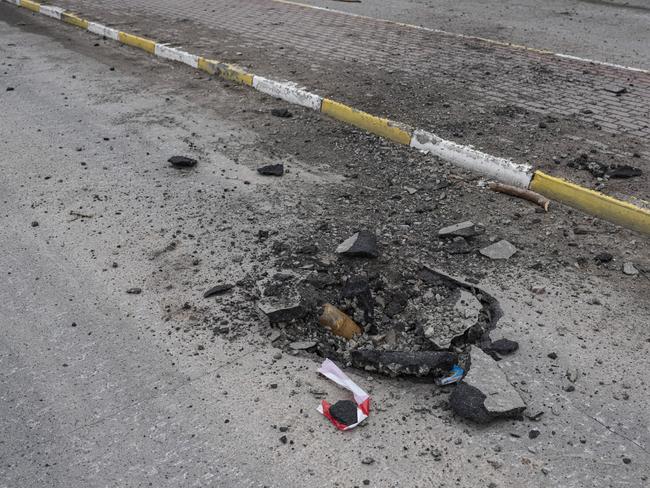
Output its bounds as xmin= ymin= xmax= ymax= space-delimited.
xmin=437 ymin=364 xmax=464 ymax=386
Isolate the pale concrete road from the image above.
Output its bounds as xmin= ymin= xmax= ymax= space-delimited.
xmin=1 ymin=6 xmax=649 ymax=488
xmin=300 ymin=0 xmax=650 ymax=69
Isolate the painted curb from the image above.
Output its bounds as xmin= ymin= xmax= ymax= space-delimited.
xmin=5 ymin=0 xmax=649 ymax=235
xmin=530 ymin=172 xmax=650 ymax=235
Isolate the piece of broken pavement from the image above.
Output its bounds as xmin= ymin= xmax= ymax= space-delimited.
xmin=449 ymin=346 xmax=525 ymax=423
xmin=438 ymin=221 xmax=485 ymax=238
xmin=336 ymin=231 xmax=378 ymax=258
xmin=317 ymin=359 xmax=370 ymax=431
xmin=480 ymin=240 xmax=518 ymax=260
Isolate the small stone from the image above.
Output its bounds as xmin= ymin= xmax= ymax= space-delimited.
xmin=279 ymin=426 xmax=289 ymax=432
xmin=487 ymin=338 xmax=519 ymax=356
xmin=438 ymin=221 xmax=485 ymax=238
xmin=531 ymin=286 xmax=546 ymax=295
xmin=30 ymin=221 xmax=39 ymax=227
xmin=6 ymin=87 xmax=15 ymax=91
xmin=480 ymin=240 xmax=518 ymax=260
xmin=126 ymin=287 xmax=142 ymax=294
xmin=622 ymin=457 xmax=631 ymax=464
xmin=528 ymin=429 xmax=540 ymax=439
xmin=268 ymin=330 xmax=282 ymax=342
xmin=564 ymin=385 xmax=575 ymax=392
xmin=271 ymin=108 xmax=292 ymax=118
xmin=272 ymin=352 xmax=283 ymax=360
xmin=361 ymin=457 xmax=375 ymax=465
xmin=279 ymin=435 xmax=288 ymax=444
xmin=203 ymin=283 xmax=235 ymax=298
xmin=595 ymin=252 xmax=613 ymax=264
xmin=168 ymin=156 xmax=197 ymax=168
xmin=547 ymin=352 xmax=558 ymax=360
xmin=336 ymin=231 xmax=378 ymax=258
xmin=257 ymin=164 xmax=284 ymax=176
xmin=623 ymin=262 xmax=639 ymax=276
xmin=289 ymin=341 xmax=316 ymax=350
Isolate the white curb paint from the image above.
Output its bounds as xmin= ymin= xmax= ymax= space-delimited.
xmin=154 ymin=44 xmax=199 ymax=69
xmin=410 ymin=129 xmax=533 ymax=188
xmin=252 ymin=76 xmax=323 ymax=111
xmin=87 ymin=22 xmax=119 ymax=41
xmin=40 ymin=5 xmax=64 ymax=19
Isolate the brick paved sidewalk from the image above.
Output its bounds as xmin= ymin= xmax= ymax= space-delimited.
xmin=52 ymin=0 xmax=649 ymax=140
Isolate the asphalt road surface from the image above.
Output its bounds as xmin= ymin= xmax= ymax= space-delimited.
xmin=1 ymin=4 xmax=649 ymax=488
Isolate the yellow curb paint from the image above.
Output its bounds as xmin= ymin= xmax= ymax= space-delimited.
xmin=118 ymin=32 xmax=156 ymax=54
xmin=61 ymin=12 xmax=89 ymax=29
xmin=20 ymin=0 xmax=40 ymax=12
xmin=530 ymin=171 xmax=650 ymax=235
xmin=321 ymin=98 xmax=412 ymax=145
xmin=197 ymin=57 xmax=216 ymax=74
xmin=197 ymin=58 xmax=253 ymax=86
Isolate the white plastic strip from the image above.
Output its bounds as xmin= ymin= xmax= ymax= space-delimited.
xmin=252 ymin=76 xmax=322 ymax=111
xmin=40 ymin=5 xmax=64 ymax=19
xmin=87 ymin=22 xmax=119 ymax=41
xmin=6 ymin=0 xmax=21 ymax=5
xmin=410 ymin=129 xmax=533 ymax=188
xmin=154 ymin=44 xmax=199 ymax=69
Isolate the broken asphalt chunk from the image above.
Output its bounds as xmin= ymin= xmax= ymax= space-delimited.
xmin=258 ymin=296 xmax=305 ymax=323
xmin=450 ymin=346 xmax=525 ymax=423
xmin=203 ymin=283 xmax=234 ymax=298
xmin=486 ymin=338 xmax=519 ymax=356
xmin=257 ymin=163 xmax=284 ymax=176
xmin=336 ymin=231 xmax=378 ymax=258
xmin=480 ymin=240 xmax=518 ymax=260
xmin=168 ymin=156 xmax=197 ymax=168
xmin=607 ymin=165 xmax=642 ymax=179
xmin=350 ymin=349 xmax=456 ymax=378
xmin=438 ymin=221 xmax=485 ymax=238
xmin=271 ymin=108 xmax=292 ymax=118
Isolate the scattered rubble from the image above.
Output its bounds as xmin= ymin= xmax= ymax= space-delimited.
xmin=351 ymin=350 xmax=456 ymax=377
xmin=480 ymin=240 xmax=518 ymax=260
xmin=257 ymin=163 xmax=285 ymax=176
xmin=168 ymin=155 xmax=197 ymax=168
xmin=450 ymin=346 xmax=526 ymax=423
xmin=336 ymin=231 xmax=379 ymax=258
